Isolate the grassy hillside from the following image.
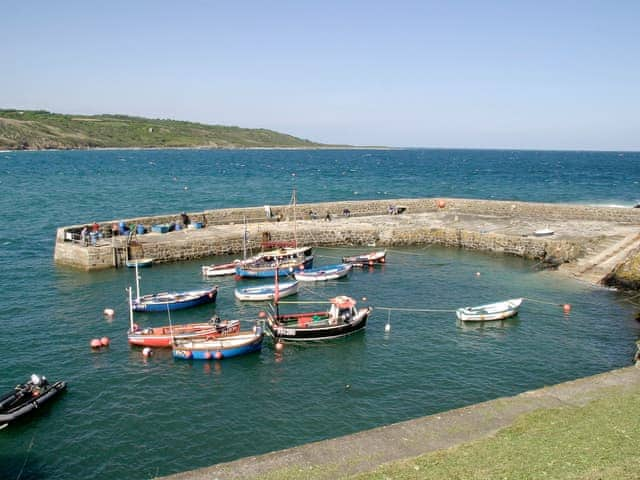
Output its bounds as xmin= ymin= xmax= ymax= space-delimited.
xmin=0 ymin=109 xmax=326 ymax=150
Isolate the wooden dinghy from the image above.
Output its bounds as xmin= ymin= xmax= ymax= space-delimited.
xmin=456 ymin=298 xmax=524 ymax=322
xmin=341 ymin=250 xmax=387 ymax=266
xmin=294 ymin=263 xmax=352 ymax=282
xmin=234 ymin=281 xmax=299 ymax=301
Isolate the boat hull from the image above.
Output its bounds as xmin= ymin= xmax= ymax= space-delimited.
xmin=173 ymin=331 xmax=264 ymax=360
xmin=235 ymin=256 xmax=314 ymax=278
xmin=456 ymin=298 xmax=523 ymax=322
xmin=128 ymin=320 xmax=240 ymax=348
xmin=201 ymin=262 xmax=239 ymax=277
xmin=126 ymin=258 xmax=153 ymax=268
xmin=342 ymin=250 xmax=387 ymax=266
xmin=266 ymin=307 xmax=371 ymax=342
xmin=294 ymin=263 xmax=352 ymax=282
xmin=132 ymin=287 xmax=218 ymax=312
xmin=234 ymin=281 xmax=299 ymax=301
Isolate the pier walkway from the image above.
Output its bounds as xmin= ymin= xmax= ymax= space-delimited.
xmin=54 ymin=197 xmax=640 ymax=287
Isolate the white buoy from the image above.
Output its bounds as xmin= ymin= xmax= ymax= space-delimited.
xmin=103 ymin=308 xmax=115 ymax=319
xmin=384 ymin=323 xmax=391 ymax=332
xmin=142 ymin=347 xmax=153 ymax=357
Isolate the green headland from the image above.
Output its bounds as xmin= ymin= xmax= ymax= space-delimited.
xmin=0 ymin=109 xmax=327 ymax=150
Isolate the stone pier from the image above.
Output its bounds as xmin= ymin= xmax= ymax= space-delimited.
xmin=53 ymin=198 xmax=640 ymax=287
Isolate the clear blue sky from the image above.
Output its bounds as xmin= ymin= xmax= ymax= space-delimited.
xmin=2 ymin=0 xmax=639 ymax=150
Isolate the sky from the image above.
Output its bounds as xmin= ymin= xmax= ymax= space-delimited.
xmin=2 ymin=0 xmax=639 ymax=150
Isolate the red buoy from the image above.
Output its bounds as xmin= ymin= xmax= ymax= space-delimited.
xmin=215 ymin=351 xmax=223 ymax=360
xmin=90 ymin=338 xmax=102 ymax=348
xmin=100 ymin=336 xmax=110 ymax=347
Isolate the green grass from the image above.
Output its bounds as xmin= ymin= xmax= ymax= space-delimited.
xmin=353 ymin=386 xmax=640 ymax=480
xmin=0 ymin=109 xmax=330 ymax=150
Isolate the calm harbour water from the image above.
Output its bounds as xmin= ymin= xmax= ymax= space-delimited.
xmin=1 ymin=148 xmax=639 ymax=479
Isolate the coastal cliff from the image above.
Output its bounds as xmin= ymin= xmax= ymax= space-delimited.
xmin=0 ymin=109 xmax=326 ymax=150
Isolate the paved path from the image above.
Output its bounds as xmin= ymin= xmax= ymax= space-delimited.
xmin=158 ymin=366 xmax=640 ymax=480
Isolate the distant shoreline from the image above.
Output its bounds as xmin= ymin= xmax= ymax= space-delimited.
xmin=1 ymin=145 xmax=394 ymax=153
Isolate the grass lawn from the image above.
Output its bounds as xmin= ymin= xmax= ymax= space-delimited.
xmin=353 ymin=384 xmax=640 ymax=480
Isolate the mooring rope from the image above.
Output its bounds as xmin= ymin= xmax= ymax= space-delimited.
xmin=374 ymin=306 xmax=456 ymax=313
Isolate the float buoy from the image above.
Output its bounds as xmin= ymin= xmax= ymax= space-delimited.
xmin=204 ymin=352 xmax=212 ymax=360
xmin=563 ymin=304 xmax=572 ymax=313
xmin=476 ymin=272 xmax=481 ymax=276
xmin=100 ymin=336 xmax=110 ymax=347
xmin=275 ymin=342 xmax=284 ymax=352
xmin=258 ymin=311 xmax=267 ymax=318
xmin=90 ymin=338 xmax=102 ymax=348
xmin=103 ymin=308 xmax=115 ymax=319
xmin=437 ymin=199 xmax=446 ymax=209
xmin=215 ymin=351 xmax=223 ymax=360
xmin=362 ymin=297 xmax=367 ymax=301
xmin=384 ymin=323 xmax=391 ymax=332
xmin=142 ymin=347 xmax=153 ymax=357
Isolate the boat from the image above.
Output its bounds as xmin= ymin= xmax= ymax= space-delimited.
xmin=0 ymin=374 xmax=67 ymax=430
xmin=294 ymin=263 xmax=352 ymax=282
xmin=131 ymin=262 xmax=218 ymax=312
xmin=533 ymin=228 xmax=554 ymax=237
xmin=126 ymin=257 xmax=154 ymax=268
xmin=456 ymin=298 xmax=524 ymax=322
xmin=201 ymin=260 xmax=240 ymax=277
xmin=265 ymin=296 xmax=372 ymax=342
xmin=132 ymin=287 xmax=218 ymax=313
xmin=234 ymin=280 xmax=299 ymax=301
xmin=235 ymin=246 xmax=314 ymax=278
xmin=173 ymin=324 xmax=265 ymax=360
xmin=126 ymin=287 xmax=240 ymax=347
xmin=341 ymin=250 xmax=387 ymax=266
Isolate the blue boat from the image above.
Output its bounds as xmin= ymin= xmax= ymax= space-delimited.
xmin=132 ymin=286 xmax=218 ymax=312
xmin=235 ymin=246 xmax=314 ymax=278
xmin=234 ymin=280 xmax=299 ymax=301
xmin=294 ymin=263 xmax=352 ymax=282
xmin=173 ymin=326 xmax=264 ymax=360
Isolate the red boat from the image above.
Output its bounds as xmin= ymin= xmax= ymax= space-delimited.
xmin=128 ymin=318 xmax=240 ymax=347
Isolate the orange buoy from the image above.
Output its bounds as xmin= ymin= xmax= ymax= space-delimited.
xmin=275 ymin=342 xmax=284 ymax=352
xmin=204 ymin=352 xmax=212 ymax=360
xmin=100 ymin=336 xmax=110 ymax=347
xmin=90 ymin=338 xmax=102 ymax=348
xmin=563 ymin=303 xmax=572 ymax=313
xmin=437 ymin=199 xmax=446 ymax=209
xmin=258 ymin=311 xmax=267 ymax=318
xmin=215 ymin=351 xmax=223 ymax=360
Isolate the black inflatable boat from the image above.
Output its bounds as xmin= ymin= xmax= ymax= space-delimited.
xmin=0 ymin=375 xmax=67 ymax=429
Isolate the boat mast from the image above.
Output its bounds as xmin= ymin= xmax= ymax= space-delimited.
xmin=127 ymin=286 xmax=134 ymax=331
xmin=243 ymin=215 xmax=248 ymax=260
xmin=292 ymin=188 xmax=297 ymax=247
xmin=134 ymin=262 xmax=141 ymax=300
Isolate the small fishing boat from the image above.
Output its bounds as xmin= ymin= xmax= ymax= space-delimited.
xmin=235 ymin=246 xmax=314 ymax=278
xmin=130 ymin=262 xmax=218 ymax=312
xmin=173 ymin=325 xmax=265 ymax=360
xmin=126 ymin=257 xmax=154 ymax=268
xmin=456 ymin=298 xmax=524 ymax=322
xmin=0 ymin=374 xmax=67 ymax=430
xmin=132 ymin=286 xmax=218 ymax=312
xmin=201 ymin=260 xmax=240 ymax=277
xmin=234 ymin=280 xmax=299 ymax=301
xmin=266 ymin=296 xmax=372 ymax=342
xmin=341 ymin=250 xmax=387 ymax=266
xmin=294 ymin=263 xmax=352 ymax=282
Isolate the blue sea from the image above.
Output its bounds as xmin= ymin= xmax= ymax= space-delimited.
xmin=1 ymin=148 xmax=639 ymax=479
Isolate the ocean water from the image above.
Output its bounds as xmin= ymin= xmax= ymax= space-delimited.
xmin=0 ymin=148 xmax=639 ymax=479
